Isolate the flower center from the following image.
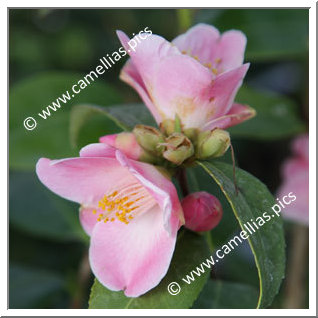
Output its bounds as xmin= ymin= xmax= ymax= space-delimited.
xmin=92 ymin=183 xmax=156 ymax=225
xmin=181 ymin=50 xmax=222 ymax=75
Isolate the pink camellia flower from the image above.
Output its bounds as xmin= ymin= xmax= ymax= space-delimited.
xmin=117 ymin=23 xmax=255 ymax=131
xmin=182 ymin=191 xmax=223 ymax=232
xmin=36 ymin=143 xmax=184 ymax=297
xmin=277 ymin=134 xmax=309 ymax=225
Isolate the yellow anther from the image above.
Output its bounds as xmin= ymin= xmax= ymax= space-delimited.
xmin=212 ymin=68 xmax=218 ymax=75
xmin=94 ymin=185 xmax=149 ymax=225
xmin=215 ymin=58 xmax=222 ymax=64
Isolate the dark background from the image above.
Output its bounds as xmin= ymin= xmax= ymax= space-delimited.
xmin=9 ymin=9 xmax=309 ymax=308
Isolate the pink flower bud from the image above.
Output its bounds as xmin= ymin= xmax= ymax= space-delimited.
xmin=100 ymin=133 xmax=142 ymax=160
xmin=181 ymin=191 xmax=223 ymax=232
xmin=99 ymin=132 xmax=158 ymax=163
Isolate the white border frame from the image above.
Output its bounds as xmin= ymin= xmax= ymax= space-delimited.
xmin=3 ymin=1 xmax=316 ymax=316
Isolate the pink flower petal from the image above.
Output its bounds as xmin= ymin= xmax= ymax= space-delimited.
xmin=79 ymin=206 xmax=99 ymax=236
xmin=150 ymin=54 xmax=214 ymax=128
xmin=151 ymin=62 xmax=248 ymax=129
xmin=100 ymin=133 xmax=143 ymax=161
xmin=278 ymin=171 xmax=309 ymax=225
xmin=79 ymin=143 xmax=116 ymax=158
xmin=172 ymin=24 xmax=246 ymax=73
xmin=98 ymin=134 xmax=116 ymax=147
xmin=172 ymin=23 xmax=220 ymax=63
xmin=89 ymin=204 xmax=177 ymax=297
xmin=205 ymin=64 xmax=250 ymax=119
xmin=203 ymin=103 xmax=256 ymax=131
xmin=277 ymin=134 xmax=309 ymax=225
xmin=117 ymin=30 xmax=180 ymax=91
xmin=292 ymin=134 xmax=309 ymax=161
xmin=36 ymin=157 xmax=135 ymax=206
xmin=120 ymin=59 xmax=162 ymax=123
xmin=211 ymin=30 xmax=247 ymax=72
xmin=282 ymin=158 xmax=308 ymax=179
xmin=115 ymin=150 xmax=184 ymax=235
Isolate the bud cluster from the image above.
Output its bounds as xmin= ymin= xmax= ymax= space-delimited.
xmin=132 ymin=116 xmax=231 ymax=166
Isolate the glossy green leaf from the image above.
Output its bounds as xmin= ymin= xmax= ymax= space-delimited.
xmin=89 ymin=230 xmax=210 ymax=309
xmin=197 ymin=161 xmax=285 ymax=308
xmin=193 ymin=280 xmax=258 ymax=309
xmin=9 ymin=72 xmax=121 ymax=170
xmin=228 ymin=85 xmax=305 ymax=140
xmin=69 ymin=103 xmax=156 ymax=148
xmin=186 ymin=164 xmax=259 ymax=287
xmin=197 ymin=9 xmax=308 ymax=61
xmin=186 ymin=164 xmax=240 ymax=247
xmin=9 ymin=171 xmax=87 ymax=242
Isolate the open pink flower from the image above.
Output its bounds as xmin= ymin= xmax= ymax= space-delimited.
xmin=117 ymin=23 xmax=255 ymax=131
xmin=36 ymin=143 xmax=184 ymax=297
xmin=277 ymin=134 xmax=309 ymax=225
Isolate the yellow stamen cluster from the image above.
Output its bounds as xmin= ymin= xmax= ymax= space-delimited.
xmin=204 ymin=58 xmax=222 ymax=75
xmin=181 ymin=49 xmax=222 ymax=74
xmin=92 ymin=190 xmax=142 ymax=225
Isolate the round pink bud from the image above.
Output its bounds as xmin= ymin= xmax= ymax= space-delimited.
xmin=181 ymin=191 xmax=223 ymax=232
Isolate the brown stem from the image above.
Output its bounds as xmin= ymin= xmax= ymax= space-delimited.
xmin=70 ymin=250 xmax=91 ymax=309
xmin=283 ymin=224 xmax=308 ymax=309
xmin=177 ymin=168 xmax=190 ymax=197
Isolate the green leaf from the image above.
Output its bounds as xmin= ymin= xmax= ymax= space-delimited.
xmin=197 ymin=9 xmax=308 ymax=61
xmin=186 ymin=164 xmax=259 ymax=287
xmin=197 ymin=161 xmax=285 ymax=308
xmin=9 ymin=264 xmax=64 ymax=309
xmin=9 ymin=72 xmax=122 ymax=170
xmin=193 ymin=280 xmax=258 ymax=309
xmin=9 ymin=171 xmax=87 ymax=242
xmin=228 ymin=85 xmax=305 ymax=140
xmin=89 ymin=230 xmax=210 ymax=309
xmin=70 ymin=103 xmax=156 ymax=148
xmin=186 ymin=164 xmax=240 ymax=247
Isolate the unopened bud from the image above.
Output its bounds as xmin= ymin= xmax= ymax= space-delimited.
xmin=196 ymin=129 xmax=230 ymax=159
xmin=99 ymin=132 xmax=158 ymax=163
xmin=160 ymin=119 xmax=175 ymax=136
xmin=133 ymin=125 xmax=165 ymax=155
xmin=162 ymin=133 xmax=194 ymax=165
xmin=182 ymin=191 xmax=223 ymax=232
xmin=183 ymin=128 xmax=198 ymax=142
